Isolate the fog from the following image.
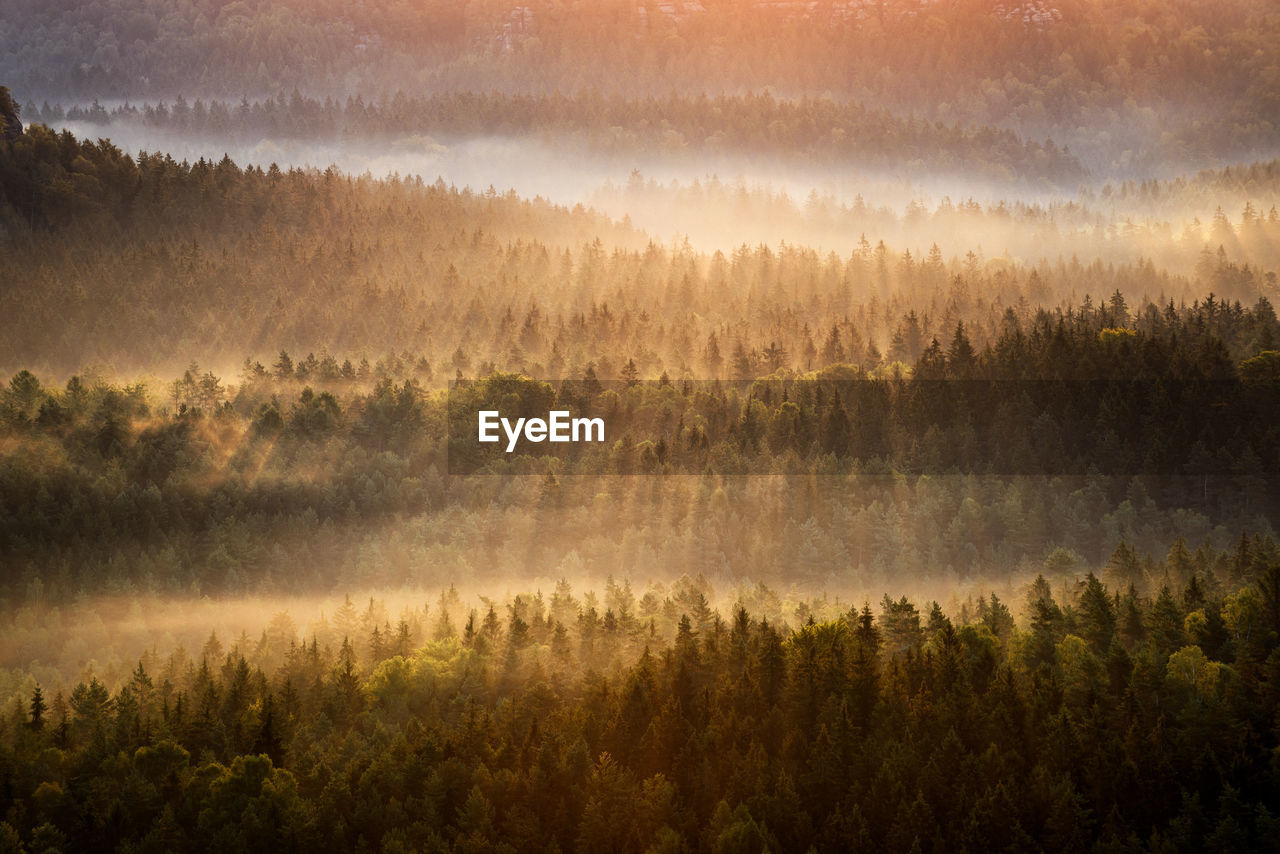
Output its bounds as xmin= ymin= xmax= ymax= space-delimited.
xmin=0 ymin=566 xmax=1057 ymax=703
xmin=52 ymin=115 xmax=1058 ymax=211
xmin=5 ymin=113 xmax=1274 ymax=704
xmin=48 ymin=117 xmax=1280 ymax=282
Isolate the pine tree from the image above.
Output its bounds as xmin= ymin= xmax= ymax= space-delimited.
xmin=621 ymin=358 xmax=640 ymax=386
xmin=1078 ymin=573 xmax=1117 ymax=655
xmin=29 ymin=685 xmax=46 ymax=731
xmin=947 ymin=321 xmax=976 ymax=377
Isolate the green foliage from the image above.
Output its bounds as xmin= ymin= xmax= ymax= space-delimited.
xmin=0 ymin=563 xmax=1277 ymax=851
xmin=1239 ymin=350 xmax=1280 ymax=386
xmin=4 ymin=307 xmax=1280 ymax=599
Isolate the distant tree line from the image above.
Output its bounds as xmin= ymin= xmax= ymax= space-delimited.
xmin=4 ymin=0 xmax=1280 ymax=170
xmin=33 ymin=90 xmax=1087 ymax=186
xmin=3 ymin=291 xmax=1279 ymax=600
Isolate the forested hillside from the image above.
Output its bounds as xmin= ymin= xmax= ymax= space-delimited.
xmin=1 ymin=559 xmax=1279 ymax=851
xmin=4 ymin=125 xmax=1280 ymax=380
xmin=4 ymin=0 xmax=1280 ymax=847
xmin=3 ymin=294 xmax=1278 ymax=606
xmin=29 ymin=91 xmax=1088 ymax=187
xmin=5 ymin=0 xmax=1280 ymax=170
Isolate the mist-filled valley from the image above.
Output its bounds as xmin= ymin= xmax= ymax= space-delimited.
xmin=5 ymin=1 xmax=1280 ymax=850
xmin=26 ymin=90 xmax=1280 ymax=268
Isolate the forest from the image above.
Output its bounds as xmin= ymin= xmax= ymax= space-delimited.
xmin=4 ymin=117 xmax=1280 ymax=381
xmin=4 ymin=0 xmax=1280 ymax=849
xmin=4 ymin=296 xmax=1280 ymax=604
xmin=5 ymin=0 xmax=1280 ymax=172
xmin=1 ymin=557 xmax=1279 ymax=852
xmin=28 ymin=91 xmax=1089 ymax=187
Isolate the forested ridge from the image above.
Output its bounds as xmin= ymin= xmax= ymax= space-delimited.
xmin=3 ymin=291 xmax=1279 ymax=603
xmin=5 ymin=0 xmax=1280 ymax=171
xmin=2 ymin=120 xmax=1280 ymax=608
xmin=4 ymin=123 xmax=1280 ymax=380
xmin=33 ymin=90 xmax=1087 ymax=186
xmin=4 ymin=0 xmax=1280 ymax=839
xmin=2 ymin=556 xmax=1280 ymax=852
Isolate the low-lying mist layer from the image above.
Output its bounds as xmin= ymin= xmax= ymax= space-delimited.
xmin=4 ymin=521 xmax=1274 ymax=693
xmin=7 ymin=0 xmax=1280 ymax=173
xmin=3 ymin=331 xmax=1277 ymax=606
xmin=33 ymin=95 xmax=1280 ymax=265
xmin=3 ymin=125 xmax=1279 ymax=381
xmin=32 ymin=91 xmax=1088 ymax=187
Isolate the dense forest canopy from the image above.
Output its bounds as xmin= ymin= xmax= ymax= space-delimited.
xmin=1 ymin=556 xmax=1279 ymax=851
xmin=4 ymin=0 xmax=1280 ymax=848
xmin=2 ymin=292 xmax=1278 ymax=602
xmin=3 ymin=126 xmax=1280 ymax=380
